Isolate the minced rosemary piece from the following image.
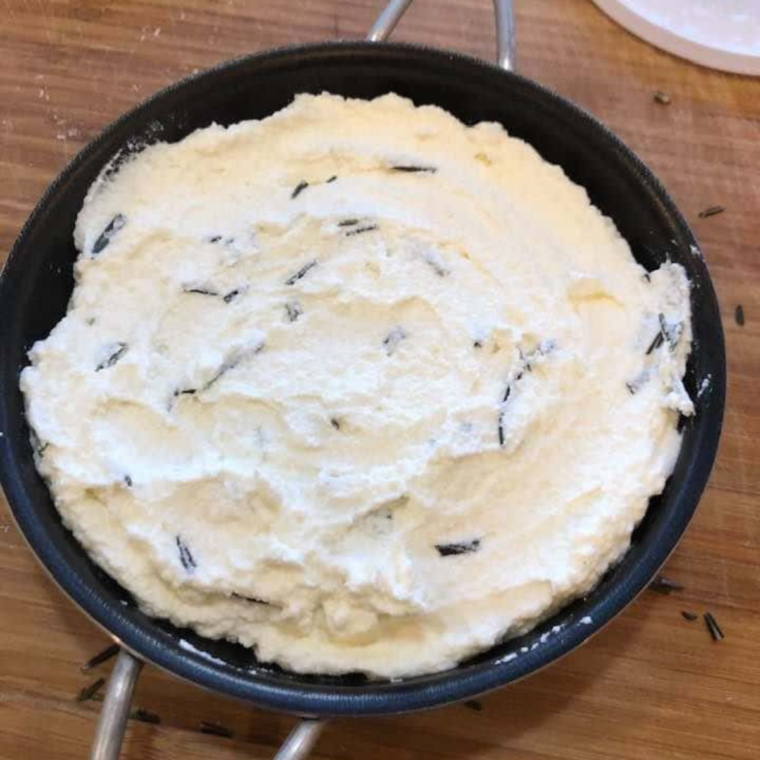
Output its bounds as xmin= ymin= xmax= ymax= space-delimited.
xmin=653 ymin=91 xmax=671 ymax=105
xmin=285 ymin=260 xmax=317 ymax=285
xmin=345 ymin=224 xmax=378 ymax=237
xmin=200 ymin=721 xmax=234 ymax=738
xmin=76 ymin=677 xmax=106 ymax=702
xmin=391 ymin=165 xmax=437 ymax=173
xmin=231 ymin=592 xmax=271 ymax=605
xmin=80 ymin=643 xmax=120 ymax=672
xmin=183 ymin=286 xmax=219 ymax=297
xmin=383 ymin=326 xmax=407 ymax=355
xmin=92 ymin=214 xmax=126 ymax=255
xmin=648 ymin=575 xmax=684 ymax=595
xmin=646 ymin=329 xmax=665 ymax=355
xmin=291 ymin=180 xmax=309 ymax=199
xmin=435 ymin=539 xmax=481 ymax=557
xmin=422 ymin=251 xmax=449 ymax=277
xmin=285 ymin=300 xmax=303 ymax=322
xmin=704 ymin=611 xmax=725 ymax=641
xmin=176 ymin=535 xmax=197 ymax=572
xmin=96 ymin=342 xmax=128 ymax=372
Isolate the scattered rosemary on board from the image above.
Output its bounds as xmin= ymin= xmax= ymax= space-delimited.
xmin=704 ymin=611 xmax=725 ymax=641
xmin=648 ymin=576 xmax=684 ymax=595
xmin=200 ymin=721 xmax=235 ymax=738
xmin=75 ymin=677 xmax=106 ymax=702
xmin=81 ymin=643 xmax=120 ymax=672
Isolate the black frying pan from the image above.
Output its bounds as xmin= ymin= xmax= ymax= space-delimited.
xmin=0 ymin=1 xmax=725 ymax=758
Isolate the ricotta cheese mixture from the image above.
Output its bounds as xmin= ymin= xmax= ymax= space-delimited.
xmin=21 ymin=94 xmax=694 ymax=678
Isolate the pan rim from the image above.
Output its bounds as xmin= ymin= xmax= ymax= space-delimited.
xmin=0 ymin=39 xmax=726 ymax=716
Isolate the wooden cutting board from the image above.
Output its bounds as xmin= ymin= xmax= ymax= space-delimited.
xmin=1 ymin=1 xmax=758 ymax=758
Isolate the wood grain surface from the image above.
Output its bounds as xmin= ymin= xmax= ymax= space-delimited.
xmin=1 ymin=1 xmax=759 ymax=758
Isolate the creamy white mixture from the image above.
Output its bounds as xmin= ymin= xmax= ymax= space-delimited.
xmin=21 ymin=94 xmax=693 ymax=678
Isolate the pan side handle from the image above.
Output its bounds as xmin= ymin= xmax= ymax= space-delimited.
xmin=367 ymin=0 xmax=516 ymax=71
xmin=273 ymin=720 xmax=326 ymax=760
xmin=493 ymin=0 xmax=516 ymax=71
xmin=366 ymin=0 xmax=415 ymax=42
xmin=89 ymin=649 xmax=142 ymax=760
xmin=88 ymin=649 xmax=325 ymax=760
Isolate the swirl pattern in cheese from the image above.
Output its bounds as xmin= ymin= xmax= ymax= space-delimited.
xmin=21 ymin=94 xmax=693 ymax=677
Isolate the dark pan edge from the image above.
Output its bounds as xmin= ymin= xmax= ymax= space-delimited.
xmin=0 ymin=40 xmax=726 ymax=716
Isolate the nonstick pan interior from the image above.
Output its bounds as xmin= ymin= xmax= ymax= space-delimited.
xmin=0 ymin=42 xmax=725 ymax=716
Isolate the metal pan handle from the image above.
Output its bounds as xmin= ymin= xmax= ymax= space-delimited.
xmin=89 ymin=649 xmax=142 ymax=760
xmin=89 ymin=648 xmax=325 ymax=760
xmin=368 ymin=0 xmax=516 ymax=71
xmin=273 ymin=720 xmax=326 ymax=760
